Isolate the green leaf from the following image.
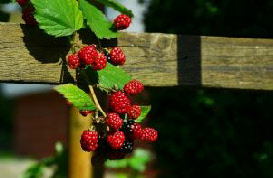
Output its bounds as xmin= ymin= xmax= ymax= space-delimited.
xmin=97 ymin=63 xmax=131 ymax=91
xmin=22 ymin=164 xmax=45 ymax=178
xmin=135 ymin=106 xmax=151 ymax=123
xmin=54 ymin=84 xmax=96 ymax=111
xmin=134 ymin=149 xmax=151 ymax=162
xmin=105 ymin=159 xmax=128 ymax=168
xmin=96 ymin=0 xmax=134 ymax=18
xmin=31 ymin=0 xmax=83 ymax=37
xmin=79 ymin=0 xmax=118 ymax=39
xmin=129 ymin=158 xmax=146 ymax=172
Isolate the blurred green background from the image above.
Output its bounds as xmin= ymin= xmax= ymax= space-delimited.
xmin=1 ymin=0 xmax=273 ymax=177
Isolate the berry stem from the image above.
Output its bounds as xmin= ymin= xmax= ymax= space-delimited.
xmin=79 ymin=68 xmax=107 ymax=118
xmin=88 ymin=85 xmax=107 ymax=117
xmin=68 ymin=36 xmax=76 ymax=53
xmin=69 ymin=33 xmax=81 ymax=53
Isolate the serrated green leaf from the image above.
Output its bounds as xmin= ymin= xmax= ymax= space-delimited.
xmin=96 ymin=0 xmax=134 ymax=18
xmin=54 ymin=84 xmax=96 ymax=111
xmin=31 ymin=0 xmax=83 ymax=37
xmin=97 ymin=63 xmax=131 ymax=91
xmin=135 ymin=106 xmax=151 ymax=123
xmin=79 ymin=0 xmax=118 ymax=39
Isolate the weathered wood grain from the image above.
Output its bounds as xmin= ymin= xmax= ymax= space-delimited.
xmin=0 ymin=22 xmax=273 ymax=90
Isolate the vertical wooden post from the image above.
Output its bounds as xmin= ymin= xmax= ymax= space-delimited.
xmin=68 ymin=106 xmax=93 ymax=178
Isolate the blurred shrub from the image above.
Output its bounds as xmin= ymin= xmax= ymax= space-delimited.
xmin=143 ymin=0 xmax=273 ymax=38
xmin=142 ymin=1 xmax=273 ymax=177
xmin=148 ymin=87 xmax=273 ymax=177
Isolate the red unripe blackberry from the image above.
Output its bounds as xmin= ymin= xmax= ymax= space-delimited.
xmin=109 ymin=47 xmax=126 ymax=66
xmin=106 ymin=112 xmax=123 ymax=131
xmin=92 ymin=53 xmax=107 ymax=71
xmin=128 ymin=105 xmax=141 ymax=119
xmin=107 ymin=131 xmax=125 ymax=149
xmin=79 ymin=110 xmax=92 ymax=117
xmin=109 ymin=91 xmax=131 ymax=114
xmin=141 ymin=128 xmax=158 ymax=142
xmin=67 ymin=53 xmax=80 ymax=69
xmin=80 ymin=130 xmax=98 ymax=151
xmin=17 ymin=0 xmax=30 ymax=6
xmin=114 ymin=14 xmax=131 ymax=30
xmin=132 ymin=123 xmax=143 ymax=139
xmin=22 ymin=6 xmax=38 ymax=26
xmin=124 ymin=80 xmax=144 ymax=95
xmin=78 ymin=45 xmax=98 ymax=66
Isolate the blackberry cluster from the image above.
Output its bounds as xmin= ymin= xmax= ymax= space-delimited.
xmin=80 ymin=78 xmax=158 ymax=163
xmin=67 ymin=45 xmax=129 ymax=71
xmin=67 ymin=45 xmax=107 ymax=71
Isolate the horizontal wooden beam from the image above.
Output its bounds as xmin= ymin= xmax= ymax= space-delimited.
xmin=0 ymin=22 xmax=273 ymax=90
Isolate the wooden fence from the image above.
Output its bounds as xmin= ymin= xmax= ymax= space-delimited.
xmin=0 ymin=22 xmax=273 ymax=177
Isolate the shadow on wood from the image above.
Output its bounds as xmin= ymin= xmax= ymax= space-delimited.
xmin=20 ymin=24 xmax=74 ymax=84
xmin=177 ymin=35 xmax=201 ymax=86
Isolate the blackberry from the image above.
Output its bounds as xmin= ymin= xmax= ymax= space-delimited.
xmin=67 ymin=53 xmax=80 ymax=69
xmin=107 ymin=150 xmax=126 ymax=160
xmin=91 ymin=152 xmax=106 ymax=167
xmin=141 ymin=127 xmax=158 ymax=142
xmin=78 ymin=45 xmax=98 ymax=66
xmin=124 ymin=80 xmax=144 ymax=95
xmin=107 ymin=131 xmax=125 ymax=149
xmin=97 ymin=135 xmax=108 ymax=151
xmin=79 ymin=110 xmax=92 ymax=117
xmin=118 ymin=140 xmax=134 ymax=154
xmin=92 ymin=52 xmax=107 ymax=71
xmin=121 ymin=120 xmax=135 ymax=133
xmin=114 ymin=14 xmax=131 ymax=30
xmin=127 ymin=105 xmax=141 ymax=119
xmin=80 ymin=130 xmax=98 ymax=151
xmin=109 ymin=47 xmax=126 ymax=66
xmin=109 ymin=91 xmax=131 ymax=114
xmin=106 ymin=112 xmax=123 ymax=130
xmin=132 ymin=123 xmax=143 ymax=139
xmin=103 ymin=51 xmax=111 ymax=62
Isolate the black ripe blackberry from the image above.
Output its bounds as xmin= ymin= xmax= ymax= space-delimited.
xmin=106 ymin=54 xmax=111 ymax=62
xmin=118 ymin=140 xmax=134 ymax=154
xmin=104 ymin=51 xmax=111 ymax=62
xmin=98 ymin=134 xmax=108 ymax=151
xmin=121 ymin=120 xmax=135 ymax=133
